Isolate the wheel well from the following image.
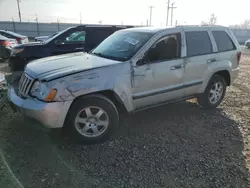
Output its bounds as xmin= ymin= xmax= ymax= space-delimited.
xmin=214 ymin=70 xmax=230 ymax=86
xmin=71 ymin=90 xmax=128 ymax=114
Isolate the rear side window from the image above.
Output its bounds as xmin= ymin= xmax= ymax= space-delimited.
xmin=212 ymin=31 xmax=236 ymax=52
xmin=185 ymin=31 xmax=212 ymax=57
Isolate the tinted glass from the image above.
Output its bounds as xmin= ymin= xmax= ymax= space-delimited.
xmin=66 ymin=31 xmax=86 ymax=42
xmin=45 ymin=27 xmax=71 ymax=44
xmin=212 ymin=31 xmax=235 ymax=52
xmin=185 ymin=31 xmax=212 ymax=56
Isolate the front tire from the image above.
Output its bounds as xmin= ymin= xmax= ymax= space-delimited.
xmin=197 ymin=75 xmax=226 ymax=109
xmin=64 ymin=94 xmax=119 ymax=143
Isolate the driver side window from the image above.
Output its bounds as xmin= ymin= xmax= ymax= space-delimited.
xmin=145 ymin=33 xmax=181 ymax=63
xmin=60 ymin=30 xmax=86 ymax=43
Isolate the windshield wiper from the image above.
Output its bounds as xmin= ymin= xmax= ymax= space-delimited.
xmin=91 ymin=52 xmax=127 ymax=61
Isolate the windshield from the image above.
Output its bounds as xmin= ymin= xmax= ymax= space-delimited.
xmin=91 ymin=31 xmax=153 ymax=61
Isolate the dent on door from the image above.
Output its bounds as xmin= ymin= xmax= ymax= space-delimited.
xmin=132 ymin=64 xmax=154 ymax=88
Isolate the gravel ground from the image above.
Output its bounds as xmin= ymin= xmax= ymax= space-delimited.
xmin=0 ymin=51 xmax=250 ymax=188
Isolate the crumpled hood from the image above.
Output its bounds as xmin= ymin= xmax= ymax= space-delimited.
xmin=25 ymin=52 xmax=123 ymax=81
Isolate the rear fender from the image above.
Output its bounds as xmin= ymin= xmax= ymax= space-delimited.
xmin=198 ymin=60 xmax=232 ymax=93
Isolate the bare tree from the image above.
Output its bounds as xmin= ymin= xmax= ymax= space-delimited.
xmin=229 ymin=20 xmax=250 ymax=29
xmin=201 ymin=13 xmax=217 ymax=25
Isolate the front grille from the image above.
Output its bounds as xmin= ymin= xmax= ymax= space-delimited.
xmin=18 ymin=73 xmax=34 ymax=97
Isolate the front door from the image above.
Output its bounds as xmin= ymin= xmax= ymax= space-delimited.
xmin=51 ymin=28 xmax=86 ymax=56
xmin=132 ymin=33 xmax=185 ymax=109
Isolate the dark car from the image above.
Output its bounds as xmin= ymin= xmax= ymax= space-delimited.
xmin=0 ymin=34 xmax=17 ymax=59
xmin=9 ymin=25 xmax=134 ymax=71
xmin=0 ymin=30 xmax=29 ymax=44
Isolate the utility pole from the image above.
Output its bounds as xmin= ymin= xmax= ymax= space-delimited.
xmin=35 ymin=14 xmax=39 ymax=36
xmin=170 ymin=2 xmax=177 ymax=26
xmin=79 ymin=12 xmax=82 ymax=24
xmin=166 ymin=0 xmax=170 ymax=26
xmin=57 ymin=19 xmax=60 ymax=31
xmin=148 ymin=6 xmax=154 ymax=26
xmin=16 ymin=0 xmax=22 ymax=22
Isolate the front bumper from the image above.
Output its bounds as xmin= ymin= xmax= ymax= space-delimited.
xmin=8 ymin=87 xmax=72 ymax=128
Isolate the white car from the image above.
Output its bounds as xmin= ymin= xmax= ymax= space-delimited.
xmin=245 ymin=39 xmax=250 ymax=48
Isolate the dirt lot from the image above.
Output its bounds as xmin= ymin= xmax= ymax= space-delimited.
xmin=0 ymin=51 xmax=250 ymax=188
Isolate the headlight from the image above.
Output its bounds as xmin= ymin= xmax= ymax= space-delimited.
xmin=30 ymin=81 xmax=57 ymax=102
xmin=12 ymin=48 xmax=24 ymax=54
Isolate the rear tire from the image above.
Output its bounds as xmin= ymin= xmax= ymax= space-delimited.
xmin=197 ymin=75 xmax=226 ymax=109
xmin=64 ymin=94 xmax=119 ymax=143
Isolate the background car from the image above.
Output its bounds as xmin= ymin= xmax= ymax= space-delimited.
xmin=0 ymin=30 xmax=29 ymax=44
xmin=34 ymin=32 xmax=58 ymax=42
xmin=9 ymin=25 xmax=134 ymax=71
xmin=245 ymin=39 xmax=250 ymax=48
xmin=0 ymin=34 xmax=17 ymax=59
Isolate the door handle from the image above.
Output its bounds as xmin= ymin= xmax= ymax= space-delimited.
xmin=170 ymin=64 xmax=183 ymax=70
xmin=207 ymin=59 xmax=216 ymax=63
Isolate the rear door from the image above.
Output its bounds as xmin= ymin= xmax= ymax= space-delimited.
xmin=50 ymin=27 xmax=86 ymax=56
xmin=211 ymin=29 xmax=239 ymax=70
xmin=182 ymin=28 xmax=217 ymax=96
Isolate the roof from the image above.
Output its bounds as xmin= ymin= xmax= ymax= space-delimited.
xmin=121 ymin=25 xmax=228 ymax=33
xmin=0 ymin=34 xmax=8 ymax=40
xmin=75 ymin=24 xmax=135 ymax=29
xmin=0 ymin=29 xmax=26 ymax=37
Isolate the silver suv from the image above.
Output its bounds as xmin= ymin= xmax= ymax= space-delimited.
xmin=8 ymin=26 xmax=241 ymax=143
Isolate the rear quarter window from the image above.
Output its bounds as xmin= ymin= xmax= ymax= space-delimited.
xmin=212 ymin=31 xmax=236 ymax=52
xmin=185 ymin=31 xmax=212 ymax=57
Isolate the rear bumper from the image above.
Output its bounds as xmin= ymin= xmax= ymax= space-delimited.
xmin=0 ymin=46 xmax=11 ymax=58
xmin=8 ymin=87 xmax=72 ymax=128
xmin=231 ymin=67 xmax=240 ymax=83
xmin=8 ymin=56 xmax=26 ymax=71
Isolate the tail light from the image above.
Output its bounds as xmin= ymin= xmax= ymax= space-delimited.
xmin=16 ymin=38 xmax=22 ymax=44
xmin=237 ymin=51 xmax=241 ymax=65
xmin=17 ymin=37 xmax=25 ymax=44
xmin=0 ymin=40 xmax=10 ymax=47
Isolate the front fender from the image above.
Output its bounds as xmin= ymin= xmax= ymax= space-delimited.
xmin=47 ymin=64 xmax=134 ymax=112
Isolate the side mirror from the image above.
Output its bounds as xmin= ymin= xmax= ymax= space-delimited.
xmin=136 ymin=58 xmax=145 ymax=66
xmin=55 ymin=40 xmax=64 ymax=45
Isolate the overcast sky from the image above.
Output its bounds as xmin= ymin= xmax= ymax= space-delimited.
xmin=0 ymin=0 xmax=249 ymax=26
